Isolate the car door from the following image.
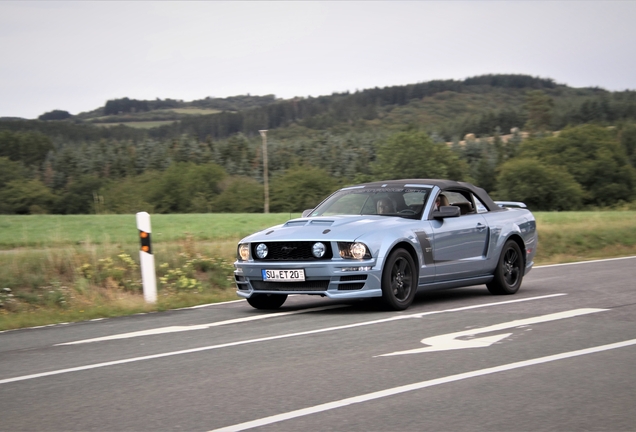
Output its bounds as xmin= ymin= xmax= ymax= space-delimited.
xmin=430 ymin=191 xmax=490 ymax=281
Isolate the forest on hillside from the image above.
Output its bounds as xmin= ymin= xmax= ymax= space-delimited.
xmin=1 ymin=74 xmax=635 ymax=214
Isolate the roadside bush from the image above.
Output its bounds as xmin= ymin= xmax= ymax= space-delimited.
xmin=213 ymin=176 xmax=264 ymax=213
xmin=495 ymin=158 xmax=584 ymax=211
xmin=159 ymin=252 xmax=234 ymax=293
xmin=78 ymin=252 xmax=141 ymax=293
xmin=270 ymin=166 xmax=340 ymax=212
xmin=0 ymin=179 xmax=57 ymax=214
xmin=518 ymin=124 xmax=636 ymax=206
xmin=372 ymin=130 xmax=469 ymax=181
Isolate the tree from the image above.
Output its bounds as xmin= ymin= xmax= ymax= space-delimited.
xmin=0 ymin=179 xmax=57 ymax=214
xmin=38 ymin=110 xmax=71 ymax=121
xmin=0 ymin=130 xmax=53 ymax=167
xmin=372 ymin=131 xmax=469 ymax=181
xmin=213 ymin=176 xmax=264 ymax=213
xmin=518 ymin=124 xmax=636 ymax=206
xmin=53 ymin=175 xmax=105 ymax=214
xmin=270 ymin=166 xmax=340 ymax=213
xmin=524 ymin=90 xmax=554 ymax=133
xmin=99 ymin=173 xmax=158 ymax=214
xmin=619 ymin=123 xmax=636 ymax=167
xmin=495 ymin=158 xmax=583 ymax=211
xmin=104 ymin=98 xmax=150 ymax=115
xmin=216 ymin=133 xmax=252 ymax=175
xmin=0 ymin=157 xmax=28 ymax=188
xmin=147 ymin=162 xmax=227 ymax=213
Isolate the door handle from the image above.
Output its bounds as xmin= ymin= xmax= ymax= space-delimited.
xmin=476 ymin=223 xmax=487 ymax=231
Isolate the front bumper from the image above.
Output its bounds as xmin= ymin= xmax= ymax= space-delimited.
xmin=233 ymin=259 xmax=383 ymax=299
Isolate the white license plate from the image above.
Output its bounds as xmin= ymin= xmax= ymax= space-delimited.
xmin=262 ymin=269 xmax=305 ymax=282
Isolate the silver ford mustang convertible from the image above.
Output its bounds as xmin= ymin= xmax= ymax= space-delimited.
xmin=234 ymin=179 xmax=537 ymax=311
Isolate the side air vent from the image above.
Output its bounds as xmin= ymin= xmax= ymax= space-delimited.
xmin=338 ymin=274 xmax=367 ymax=291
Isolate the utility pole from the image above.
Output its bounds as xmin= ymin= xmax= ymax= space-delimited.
xmin=259 ymin=130 xmax=269 ymax=213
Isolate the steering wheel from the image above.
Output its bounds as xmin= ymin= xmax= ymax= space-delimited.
xmin=398 ymin=209 xmax=417 ymax=215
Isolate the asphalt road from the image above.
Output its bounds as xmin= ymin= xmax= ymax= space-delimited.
xmin=1 ymin=256 xmax=635 ymax=431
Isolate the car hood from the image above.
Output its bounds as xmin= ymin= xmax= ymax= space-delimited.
xmin=240 ymin=215 xmax=407 ymax=243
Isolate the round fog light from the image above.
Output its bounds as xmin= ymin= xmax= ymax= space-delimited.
xmin=312 ymin=242 xmax=326 ymax=258
xmin=255 ymin=243 xmax=268 ymax=259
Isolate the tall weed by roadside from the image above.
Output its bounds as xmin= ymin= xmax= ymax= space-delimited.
xmin=0 ymin=239 xmax=237 ymax=330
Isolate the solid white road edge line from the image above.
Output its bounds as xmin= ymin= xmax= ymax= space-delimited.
xmin=210 ymin=338 xmax=636 ymax=432
xmin=56 ymin=304 xmax=349 ymax=345
xmin=535 ymin=255 xmax=636 ymax=268
xmin=0 ymin=293 xmax=564 ymax=385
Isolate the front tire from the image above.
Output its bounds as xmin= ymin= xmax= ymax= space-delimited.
xmin=487 ymin=240 xmax=524 ymax=295
xmin=381 ymin=248 xmax=417 ymax=310
xmin=246 ymin=293 xmax=288 ymax=310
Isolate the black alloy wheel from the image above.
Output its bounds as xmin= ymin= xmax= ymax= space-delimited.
xmin=381 ymin=248 xmax=417 ymax=310
xmin=487 ymin=240 xmax=524 ymax=295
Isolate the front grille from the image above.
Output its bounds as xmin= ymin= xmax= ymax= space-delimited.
xmin=252 ymin=242 xmax=333 ymax=261
xmin=251 ymin=280 xmax=330 ymax=291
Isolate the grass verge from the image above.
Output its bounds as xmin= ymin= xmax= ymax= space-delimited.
xmin=0 ymin=211 xmax=634 ymax=331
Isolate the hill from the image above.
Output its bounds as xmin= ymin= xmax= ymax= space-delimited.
xmin=1 ymin=73 xmax=635 ymax=216
xmin=13 ymin=74 xmax=636 ymax=142
xmin=50 ymin=94 xmax=279 ymax=128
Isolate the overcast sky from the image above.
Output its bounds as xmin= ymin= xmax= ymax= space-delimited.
xmin=2 ymin=1 xmax=636 ymax=119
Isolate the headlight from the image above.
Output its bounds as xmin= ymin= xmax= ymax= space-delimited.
xmin=238 ymin=244 xmax=250 ymax=261
xmin=350 ymin=242 xmax=367 ymax=259
xmin=312 ymin=242 xmax=326 ymax=258
xmin=255 ymin=243 xmax=268 ymax=259
xmin=338 ymin=242 xmax=371 ymax=259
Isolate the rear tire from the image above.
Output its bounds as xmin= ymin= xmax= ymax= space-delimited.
xmin=381 ymin=248 xmax=417 ymax=310
xmin=246 ymin=293 xmax=288 ymax=310
xmin=487 ymin=240 xmax=524 ymax=295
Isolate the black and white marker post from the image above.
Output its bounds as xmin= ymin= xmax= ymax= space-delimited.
xmin=136 ymin=211 xmax=157 ymax=304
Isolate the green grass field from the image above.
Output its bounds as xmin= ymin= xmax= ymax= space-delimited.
xmin=92 ymin=121 xmax=176 ymax=129
xmin=88 ymin=107 xmax=222 ymax=129
xmin=534 ymin=211 xmax=636 ymax=263
xmin=0 ymin=213 xmax=301 ymax=249
xmin=162 ymin=108 xmax=221 ymax=115
xmin=2 ymin=212 xmax=634 ymax=258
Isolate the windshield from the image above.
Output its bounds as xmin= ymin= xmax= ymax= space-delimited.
xmin=310 ymin=188 xmax=430 ymax=219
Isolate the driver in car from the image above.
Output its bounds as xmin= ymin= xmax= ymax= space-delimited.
xmin=376 ymin=198 xmax=395 ymax=214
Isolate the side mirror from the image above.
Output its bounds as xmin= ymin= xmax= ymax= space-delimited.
xmin=302 ymin=209 xmax=314 ymax=218
xmin=432 ymin=205 xmax=461 ymax=219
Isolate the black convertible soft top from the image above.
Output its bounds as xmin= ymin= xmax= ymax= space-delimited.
xmin=349 ymin=179 xmax=503 ymax=212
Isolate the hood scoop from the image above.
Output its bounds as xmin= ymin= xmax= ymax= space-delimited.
xmin=310 ymin=220 xmax=334 ymax=226
xmin=283 ymin=219 xmax=335 ymax=228
xmin=284 ymin=220 xmax=308 ymax=227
